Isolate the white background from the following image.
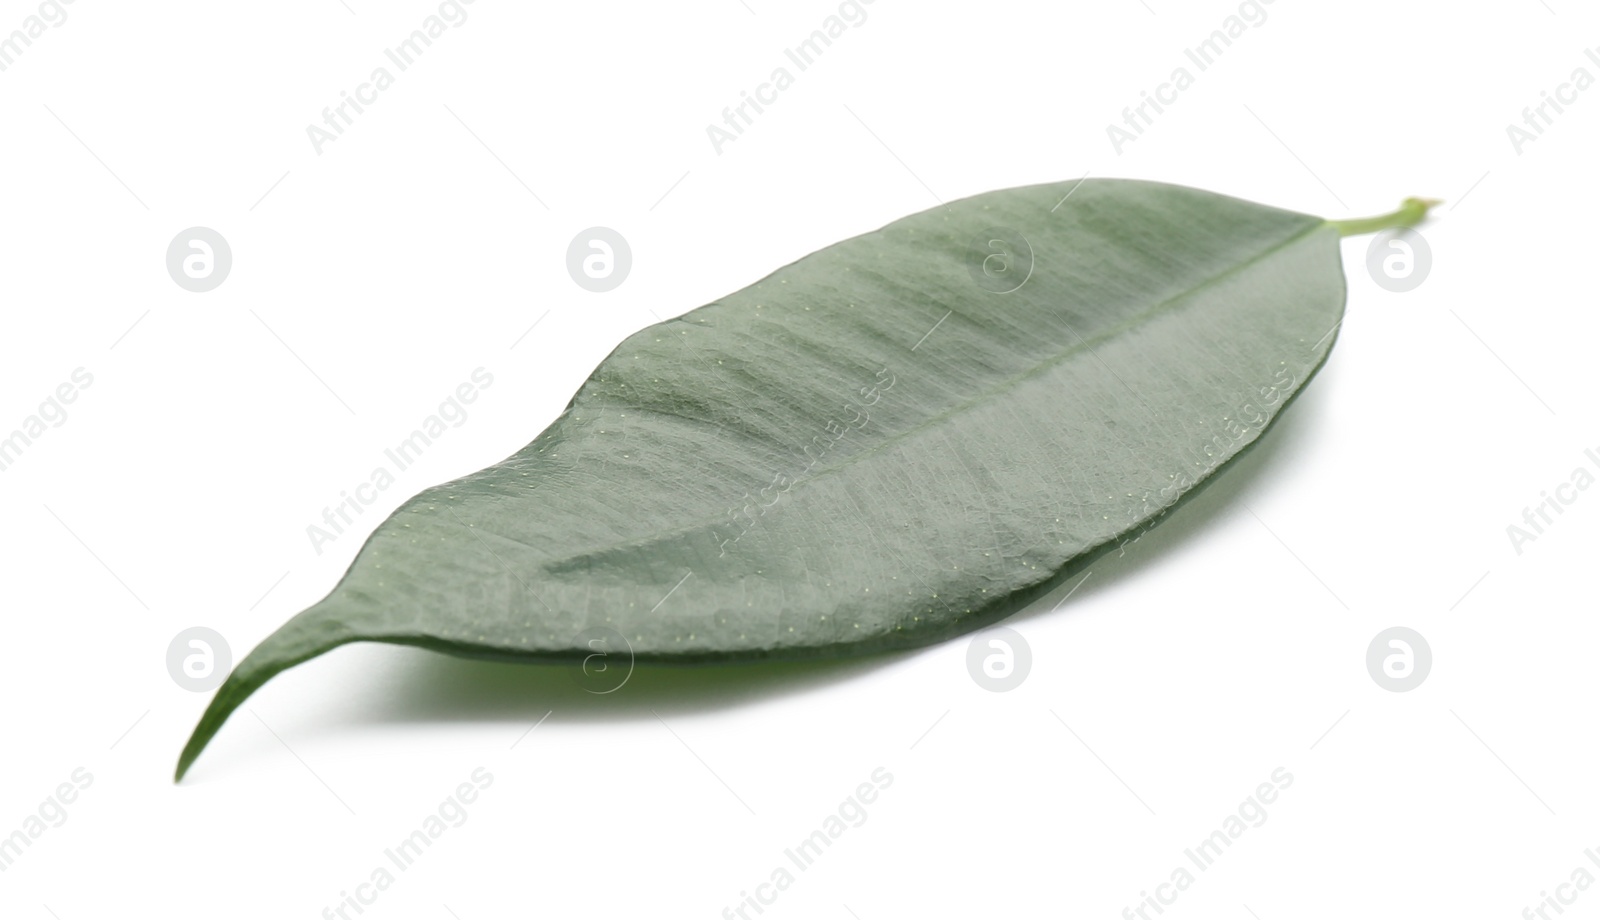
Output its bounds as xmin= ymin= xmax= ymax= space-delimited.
xmin=2 ymin=1 xmax=1596 ymax=918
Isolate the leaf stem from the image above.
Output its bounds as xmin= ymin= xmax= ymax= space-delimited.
xmin=1329 ymin=197 xmax=1442 ymax=237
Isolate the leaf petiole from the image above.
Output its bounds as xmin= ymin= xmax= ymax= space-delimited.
xmin=1329 ymin=196 xmax=1442 ymax=237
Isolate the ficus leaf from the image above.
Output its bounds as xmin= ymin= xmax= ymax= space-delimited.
xmin=176 ymin=179 xmax=1434 ymax=780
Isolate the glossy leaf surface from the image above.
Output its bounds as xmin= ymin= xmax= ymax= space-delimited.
xmin=178 ymin=179 xmax=1347 ymax=779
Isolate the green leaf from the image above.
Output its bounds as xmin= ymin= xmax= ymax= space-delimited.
xmin=177 ymin=179 xmax=1433 ymax=780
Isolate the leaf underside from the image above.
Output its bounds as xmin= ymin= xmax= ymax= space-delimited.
xmin=177 ymin=179 xmax=1345 ymax=779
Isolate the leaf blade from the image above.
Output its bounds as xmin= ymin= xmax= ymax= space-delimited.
xmin=178 ymin=179 xmax=1345 ymax=779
